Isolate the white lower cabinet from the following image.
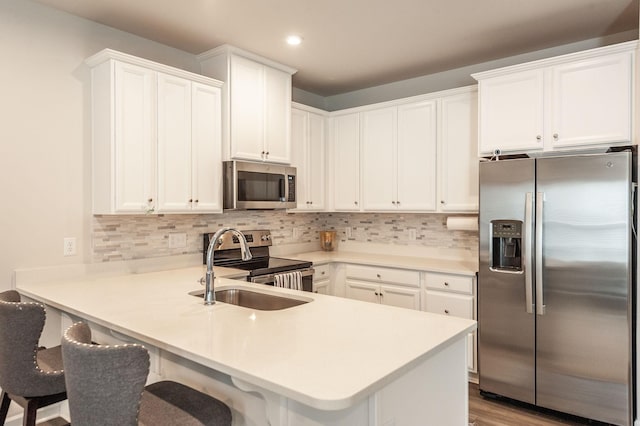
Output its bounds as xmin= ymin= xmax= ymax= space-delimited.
xmin=345 ymin=265 xmax=420 ymax=310
xmin=423 ymin=272 xmax=477 ymax=373
xmin=313 ymin=263 xmax=332 ymax=294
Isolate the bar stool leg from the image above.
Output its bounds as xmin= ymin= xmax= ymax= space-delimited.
xmin=0 ymin=392 xmax=10 ymax=424
xmin=23 ymin=399 xmax=39 ymax=426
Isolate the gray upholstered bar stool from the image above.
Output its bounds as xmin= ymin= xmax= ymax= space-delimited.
xmin=0 ymin=290 xmax=67 ymax=426
xmin=61 ymin=322 xmax=232 ymax=426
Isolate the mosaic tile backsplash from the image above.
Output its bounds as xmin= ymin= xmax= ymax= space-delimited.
xmin=92 ymin=211 xmax=478 ymax=262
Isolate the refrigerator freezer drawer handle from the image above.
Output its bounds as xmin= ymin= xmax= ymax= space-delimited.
xmin=524 ymin=192 xmax=534 ymax=314
xmin=535 ymin=191 xmax=546 ymax=315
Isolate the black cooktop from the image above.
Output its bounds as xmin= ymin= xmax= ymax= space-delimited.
xmin=222 ymin=257 xmax=312 ymax=276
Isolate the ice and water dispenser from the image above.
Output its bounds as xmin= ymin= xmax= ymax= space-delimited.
xmin=490 ymin=220 xmax=523 ymax=272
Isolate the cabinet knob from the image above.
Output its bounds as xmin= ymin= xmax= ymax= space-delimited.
xmin=392 ymin=201 xmax=396 ymax=205
xmin=374 ymin=292 xmax=379 ymax=296
xmin=189 ymin=199 xmax=193 ymax=203
xmin=148 ymin=198 xmax=153 ymax=203
xmin=354 ymin=201 xmax=358 ymax=205
xmin=440 ymin=200 xmax=445 ymax=204
xmin=396 ymin=201 xmax=400 ymax=205
xmin=321 ymin=271 xmax=325 ymax=275
xmin=266 ymin=151 xmax=270 ymax=156
xmin=376 ymin=274 xmax=381 ymax=278
xmin=444 ymin=309 xmax=450 ymax=314
xmin=444 ymin=282 xmax=449 ymax=286
xmin=309 ymin=201 xmax=313 ymax=205
xmin=195 ymin=199 xmax=199 ymax=203
xmin=536 ymin=135 xmax=542 ymax=141
xmin=553 ymin=133 xmax=559 ymax=140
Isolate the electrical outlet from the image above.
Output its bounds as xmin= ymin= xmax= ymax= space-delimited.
xmin=169 ymin=233 xmax=187 ymax=248
xmin=345 ymin=227 xmax=352 ymax=238
xmin=408 ymin=228 xmax=417 ymax=241
xmin=63 ymin=237 xmax=77 ymax=256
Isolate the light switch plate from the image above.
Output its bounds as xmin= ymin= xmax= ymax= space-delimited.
xmin=169 ymin=233 xmax=187 ymax=248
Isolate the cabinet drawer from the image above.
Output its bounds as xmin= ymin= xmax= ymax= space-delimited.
xmin=424 ymin=272 xmax=473 ymax=294
xmin=425 ymin=291 xmax=473 ymax=319
xmin=313 ymin=263 xmax=331 ymax=281
xmin=345 ymin=264 xmax=420 ymax=287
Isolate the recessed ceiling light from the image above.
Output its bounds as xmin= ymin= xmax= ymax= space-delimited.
xmin=286 ymin=35 xmax=302 ymax=46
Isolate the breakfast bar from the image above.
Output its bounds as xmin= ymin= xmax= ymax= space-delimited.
xmin=15 ymin=266 xmax=476 ymax=425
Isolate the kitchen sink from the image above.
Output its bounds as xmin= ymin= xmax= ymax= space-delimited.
xmin=189 ymin=288 xmax=309 ymax=310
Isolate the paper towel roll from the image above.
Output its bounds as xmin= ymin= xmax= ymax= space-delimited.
xmin=446 ymin=216 xmax=478 ymax=231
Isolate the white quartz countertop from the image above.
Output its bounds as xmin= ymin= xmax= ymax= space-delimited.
xmin=286 ymin=250 xmax=478 ymax=276
xmin=16 ymin=266 xmax=476 ymax=411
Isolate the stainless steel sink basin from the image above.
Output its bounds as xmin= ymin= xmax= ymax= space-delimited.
xmin=189 ymin=288 xmax=309 ymax=310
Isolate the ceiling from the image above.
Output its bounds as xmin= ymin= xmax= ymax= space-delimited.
xmin=34 ymin=0 xmax=639 ymax=96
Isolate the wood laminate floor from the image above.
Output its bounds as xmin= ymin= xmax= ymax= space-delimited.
xmin=469 ymin=383 xmax=609 ymax=426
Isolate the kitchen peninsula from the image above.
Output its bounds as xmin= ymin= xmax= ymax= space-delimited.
xmin=15 ymin=264 xmax=476 ymax=426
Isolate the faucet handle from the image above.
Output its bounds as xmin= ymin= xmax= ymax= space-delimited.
xmin=198 ymin=276 xmax=206 ymax=286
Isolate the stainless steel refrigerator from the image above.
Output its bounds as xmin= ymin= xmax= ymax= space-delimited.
xmin=478 ymin=150 xmax=635 ymax=426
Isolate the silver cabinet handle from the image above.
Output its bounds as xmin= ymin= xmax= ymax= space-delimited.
xmin=444 ymin=309 xmax=450 ymax=314
xmin=536 ymin=135 xmax=542 ymax=141
xmin=535 ymin=191 xmax=546 ymax=315
xmin=376 ymin=274 xmax=381 ymax=278
xmin=524 ymin=192 xmax=534 ymax=314
xmin=553 ymin=133 xmax=558 ymax=140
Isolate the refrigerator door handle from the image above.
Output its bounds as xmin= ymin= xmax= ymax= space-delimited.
xmin=535 ymin=191 xmax=546 ymax=315
xmin=524 ymin=192 xmax=534 ymax=314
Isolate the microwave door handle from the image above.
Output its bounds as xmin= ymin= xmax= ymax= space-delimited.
xmin=280 ymin=177 xmax=286 ymax=201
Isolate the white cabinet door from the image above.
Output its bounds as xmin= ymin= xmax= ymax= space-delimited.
xmin=478 ymin=69 xmax=544 ymax=155
xmin=191 ymin=82 xmax=222 ymax=213
xmin=112 ymin=61 xmax=156 ymax=213
xmin=229 ymin=55 xmax=264 ymax=162
xmin=380 ymin=285 xmax=421 ymax=310
xmin=396 ymin=101 xmax=437 ymax=211
xmin=263 ymin=65 xmax=291 ymax=163
xmin=332 ymin=114 xmax=361 ymax=211
xmin=550 ymin=53 xmax=632 ymax=148
xmin=307 ymin=112 xmax=326 ymax=209
xmin=291 ymin=108 xmax=326 ymax=210
xmin=313 ymin=280 xmax=330 ymax=295
xmin=157 ymin=73 xmax=192 ymax=213
xmin=345 ymin=280 xmax=379 ymax=304
xmin=438 ymin=91 xmax=478 ymax=212
xmin=362 ymin=107 xmax=396 ymax=210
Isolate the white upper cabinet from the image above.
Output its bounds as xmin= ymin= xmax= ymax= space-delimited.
xmin=291 ymin=104 xmax=327 ymax=211
xmin=474 ymin=41 xmax=636 ymax=155
xmin=325 ymin=86 xmax=478 ymax=213
xmin=199 ymin=45 xmax=296 ymax=164
xmin=362 ymin=107 xmax=397 ymax=210
xmin=109 ymin=61 xmax=156 ymax=214
xmin=476 ymin=70 xmax=544 ymax=154
xmin=361 ymin=102 xmax=437 ymax=211
xmin=438 ymin=90 xmax=479 ymax=212
xmin=396 ymin=101 xmax=437 ymax=211
xmin=87 ymin=49 xmax=223 ymax=215
xmin=157 ymin=76 xmax=223 ymax=213
xmin=331 ymin=113 xmax=361 ymax=211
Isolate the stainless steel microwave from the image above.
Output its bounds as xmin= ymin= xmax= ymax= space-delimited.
xmin=223 ymin=161 xmax=296 ymax=210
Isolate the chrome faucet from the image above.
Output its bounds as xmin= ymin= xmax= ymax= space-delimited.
xmin=204 ymin=227 xmax=252 ymax=305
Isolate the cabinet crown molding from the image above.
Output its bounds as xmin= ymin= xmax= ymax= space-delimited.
xmin=85 ymin=48 xmax=223 ymax=87
xmin=197 ymin=44 xmax=298 ymax=75
xmin=472 ymin=40 xmax=637 ymax=81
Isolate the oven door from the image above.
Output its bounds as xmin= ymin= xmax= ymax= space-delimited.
xmin=249 ymin=268 xmax=314 ymax=292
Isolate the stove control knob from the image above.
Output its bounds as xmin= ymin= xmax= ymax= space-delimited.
xmin=261 ymin=234 xmax=271 ymax=241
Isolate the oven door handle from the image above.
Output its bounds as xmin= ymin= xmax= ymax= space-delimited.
xmin=249 ymin=268 xmax=314 ymax=284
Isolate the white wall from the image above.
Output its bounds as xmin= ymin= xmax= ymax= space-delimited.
xmin=0 ymin=0 xmax=202 ymax=292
